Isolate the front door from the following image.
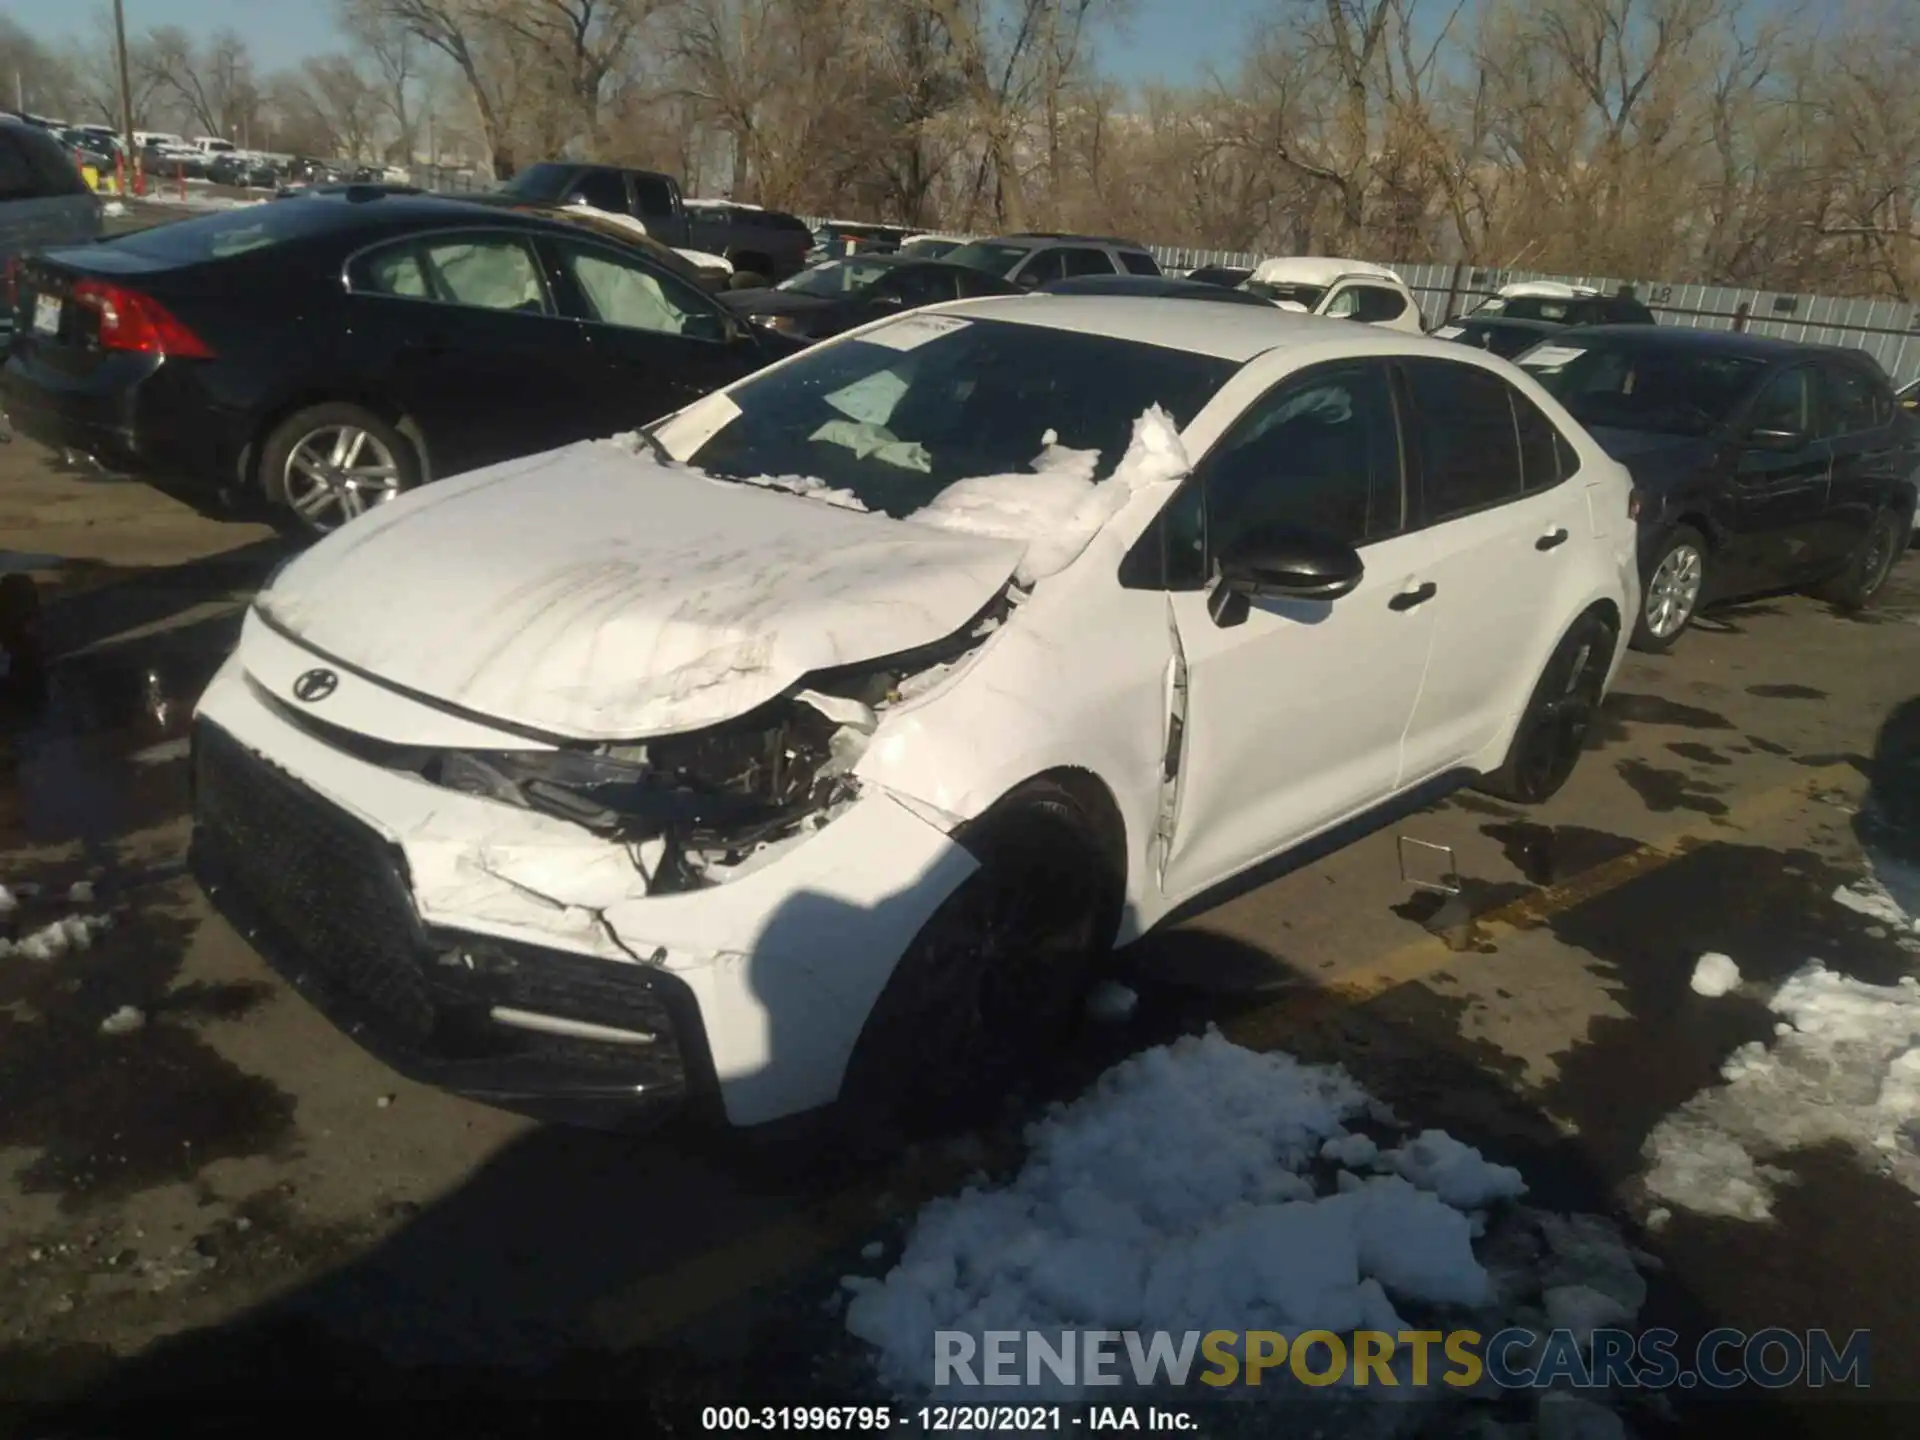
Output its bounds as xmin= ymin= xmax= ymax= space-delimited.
xmin=1722 ymin=365 xmax=1833 ymax=590
xmin=1161 ymin=359 xmax=1439 ymax=904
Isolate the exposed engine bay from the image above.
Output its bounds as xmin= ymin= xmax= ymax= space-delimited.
xmin=285 ymin=591 xmax=1015 ymax=896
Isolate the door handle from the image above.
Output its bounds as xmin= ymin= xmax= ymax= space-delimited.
xmin=1389 ymin=582 xmax=1437 ymax=611
xmin=1536 ymin=528 xmax=1570 ymax=551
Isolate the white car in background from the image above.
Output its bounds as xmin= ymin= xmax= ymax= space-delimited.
xmin=1241 ymin=257 xmax=1425 ymax=334
xmin=189 ymin=298 xmax=1637 ymax=1131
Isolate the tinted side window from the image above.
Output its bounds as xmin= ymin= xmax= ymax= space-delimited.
xmin=0 ymin=135 xmax=45 ymax=201
xmin=1119 ymin=250 xmax=1161 ymax=276
xmin=880 ymin=266 xmax=958 ymax=307
xmin=1749 ymin=367 xmax=1818 ymax=437
xmin=1513 ymin=387 xmax=1572 ymax=492
xmin=1354 ymin=286 xmax=1408 ymax=323
xmin=1016 ymin=249 xmax=1066 ymax=285
xmin=633 ymin=175 xmax=677 ymax=218
xmin=1056 ymin=247 xmax=1115 ymax=278
xmin=571 ymin=168 xmax=630 ymax=214
xmin=1402 ymin=358 xmax=1524 ymax=521
xmin=1823 ymin=363 xmax=1885 ymax=435
xmin=1203 ymin=361 xmax=1404 ymax=558
xmin=16 ymin=129 xmax=87 ymax=196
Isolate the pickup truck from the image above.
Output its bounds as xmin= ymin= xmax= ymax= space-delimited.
xmin=493 ymin=163 xmax=810 ymax=280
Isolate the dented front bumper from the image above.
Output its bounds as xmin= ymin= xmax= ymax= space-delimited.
xmin=190 ymin=652 xmax=980 ymax=1127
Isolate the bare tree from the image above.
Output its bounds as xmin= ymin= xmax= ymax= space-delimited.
xmin=147 ymin=25 xmax=261 ymax=140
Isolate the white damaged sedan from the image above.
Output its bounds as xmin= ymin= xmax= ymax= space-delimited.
xmin=190 ymin=297 xmax=1639 ymax=1128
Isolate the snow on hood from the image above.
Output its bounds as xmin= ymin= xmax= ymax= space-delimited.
xmin=906 ymin=405 xmax=1192 ymax=585
xmin=256 ymin=442 xmax=1026 ymax=741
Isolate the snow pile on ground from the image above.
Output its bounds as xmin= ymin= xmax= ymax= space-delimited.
xmin=909 ymin=406 xmax=1192 ymax=585
xmin=1831 ymin=875 xmax=1917 ymax=933
xmin=1644 ymin=960 xmax=1920 ymax=1219
xmin=1689 ymin=952 xmax=1742 ymax=998
xmin=842 ymin=1030 xmax=1575 ymax=1411
xmin=1 ymin=912 xmax=113 ymax=960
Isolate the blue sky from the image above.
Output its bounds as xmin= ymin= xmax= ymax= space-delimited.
xmin=14 ymin=0 xmax=1266 ymax=85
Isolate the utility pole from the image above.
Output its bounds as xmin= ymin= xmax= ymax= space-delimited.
xmin=113 ymin=0 xmax=136 ymax=160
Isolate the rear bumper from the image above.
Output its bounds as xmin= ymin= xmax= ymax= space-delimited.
xmin=0 ymin=351 xmax=240 ymax=486
xmin=188 ymin=719 xmax=718 ymax=1127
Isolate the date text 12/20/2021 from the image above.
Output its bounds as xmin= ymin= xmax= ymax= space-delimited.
xmin=700 ymin=1407 xmax=1200 ymax=1432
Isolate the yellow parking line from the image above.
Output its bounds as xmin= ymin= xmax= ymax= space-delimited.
xmin=589 ymin=762 xmax=1860 ymax=1350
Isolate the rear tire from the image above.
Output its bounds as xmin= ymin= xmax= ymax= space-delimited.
xmin=1818 ymin=507 xmax=1905 ymax=611
xmin=258 ymin=402 xmax=420 ymax=538
xmin=1475 ymin=611 xmax=1616 ymax=805
xmin=838 ymin=779 xmax=1117 ymax=1133
xmin=1631 ymin=524 xmax=1708 ymax=653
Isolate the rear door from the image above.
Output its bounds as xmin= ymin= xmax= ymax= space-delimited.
xmin=1817 ymin=358 xmax=1906 ymax=562
xmin=1397 ymin=356 xmax=1596 ymax=778
xmin=543 ymin=232 xmax=762 ymax=434
xmin=1723 ymin=364 xmax=1833 ymax=587
xmin=344 ymin=227 xmax=592 ymax=476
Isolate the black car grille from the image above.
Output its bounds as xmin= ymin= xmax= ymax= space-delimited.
xmin=194 ymin=721 xmax=436 ymax=1039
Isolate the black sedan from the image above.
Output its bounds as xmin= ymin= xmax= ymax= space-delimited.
xmin=1038 ymin=274 xmax=1279 ymax=307
xmin=1438 ymin=291 xmax=1656 ymax=358
xmin=720 ymin=255 xmax=1016 ymax=342
xmin=1515 ymin=326 xmax=1919 ymax=650
xmin=1 ymin=192 xmax=797 ymax=534
xmin=1181 ymin=264 xmax=1253 ymax=289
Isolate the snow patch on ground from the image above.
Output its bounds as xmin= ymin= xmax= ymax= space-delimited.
xmin=842 ymin=1030 xmax=1585 ymax=1408
xmin=908 ymin=406 xmax=1192 ymax=586
xmin=1 ymin=912 xmax=113 ymax=960
xmin=1689 ymin=952 xmax=1742 ymax=997
xmin=1643 ymin=960 xmax=1920 ymax=1219
xmin=1831 ymin=876 xmax=1916 ymax=932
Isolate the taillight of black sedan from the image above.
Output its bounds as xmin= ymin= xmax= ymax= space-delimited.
xmin=1 ymin=191 xmax=787 ymax=535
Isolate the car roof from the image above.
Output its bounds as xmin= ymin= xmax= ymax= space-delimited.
xmin=1496 ymin=281 xmax=1599 ymax=299
xmin=1551 ymin=323 xmax=1864 ymax=364
xmin=928 ymin=293 xmax=1448 ymax=361
xmin=1040 ymin=274 xmax=1274 ymax=305
xmin=1251 ymin=256 xmax=1404 ymax=286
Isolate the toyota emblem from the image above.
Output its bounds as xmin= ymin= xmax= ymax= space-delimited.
xmin=292 ymin=668 xmax=339 ymax=703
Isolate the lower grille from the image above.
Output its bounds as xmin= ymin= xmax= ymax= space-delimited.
xmin=194 ymin=721 xmax=436 ymax=1039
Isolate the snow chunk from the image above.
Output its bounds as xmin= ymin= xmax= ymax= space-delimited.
xmin=2 ymin=913 xmax=113 ymax=961
xmin=1085 ymin=980 xmax=1138 ymax=1022
xmin=0 ymin=885 xmax=15 ymax=917
xmin=1543 ymin=1283 xmax=1634 ymax=1346
xmin=66 ymin=881 xmax=96 ymax=905
xmin=1832 ymin=878 xmax=1914 ymax=931
xmin=844 ymin=1031 xmax=1510 ymax=1398
xmin=99 ymin=1005 xmax=145 ymax=1036
xmin=1321 ymin=1132 xmax=1380 ymax=1169
xmin=1644 ymin=961 xmax=1920 ymax=1218
xmin=1378 ymin=1130 xmax=1528 ymax=1209
xmin=1690 ymin=951 xmax=1742 ymax=998
xmin=909 ymin=406 xmax=1192 ymax=586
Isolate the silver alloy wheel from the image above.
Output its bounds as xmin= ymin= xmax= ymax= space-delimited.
xmin=281 ymin=424 xmax=403 ymax=532
xmin=1645 ymin=542 xmax=1704 ymax=640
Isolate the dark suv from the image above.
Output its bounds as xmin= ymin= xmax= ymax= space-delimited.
xmin=0 ymin=115 xmax=101 ymax=338
xmin=944 ymin=232 xmax=1162 ymax=287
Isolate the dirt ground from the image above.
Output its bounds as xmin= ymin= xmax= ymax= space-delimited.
xmin=1 ymin=436 xmax=1917 ymax=1436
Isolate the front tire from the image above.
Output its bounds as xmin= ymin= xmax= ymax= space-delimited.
xmin=1818 ymin=507 xmax=1905 ymax=611
xmin=1476 ymin=611 xmax=1616 ymax=805
xmin=839 ymin=779 xmax=1117 ymax=1131
xmin=259 ymin=402 xmax=420 ymax=537
xmin=1631 ymin=524 xmax=1708 ymax=653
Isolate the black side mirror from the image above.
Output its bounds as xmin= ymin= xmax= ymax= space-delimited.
xmin=1207 ymin=525 xmax=1365 ymax=627
xmin=1747 ymin=427 xmax=1808 ymax=453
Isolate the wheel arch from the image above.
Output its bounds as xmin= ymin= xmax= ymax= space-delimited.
xmin=954 ymin=765 xmax=1131 ymax=946
xmin=239 ymin=389 xmax=433 ymax=497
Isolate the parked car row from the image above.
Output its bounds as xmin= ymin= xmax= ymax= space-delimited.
xmin=5 ymin=158 xmax=1915 ymax=1133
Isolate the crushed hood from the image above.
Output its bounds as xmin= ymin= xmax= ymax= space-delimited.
xmin=256 ymin=442 xmax=1026 ymax=741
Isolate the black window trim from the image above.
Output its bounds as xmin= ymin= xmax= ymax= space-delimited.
xmin=341 ymin=224 xmax=564 ymax=322
xmin=1119 ymin=356 xmax=1411 ymax=592
xmin=539 ymin=232 xmax=734 ymax=344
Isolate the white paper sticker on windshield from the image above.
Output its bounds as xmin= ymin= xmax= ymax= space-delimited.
xmin=863 ymin=314 xmax=971 ymax=351
xmin=1432 ymin=325 xmax=1464 ymax=339
xmin=1519 ymin=344 xmax=1587 ymax=369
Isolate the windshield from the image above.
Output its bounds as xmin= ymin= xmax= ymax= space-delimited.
xmin=900 ymin=238 xmax=960 ymax=259
xmin=1241 ymin=280 xmax=1326 ymax=309
xmin=496 ymin=163 xmax=578 ymax=203
xmin=778 ymin=259 xmax=893 ymax=297
xmin=943 ymin=241 xmax=1033 ymax=277
xmin=681 ymin=316 xmax=1237 ymax=516
xmin=1518 ymin=341 xmax=1767 ymax=437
